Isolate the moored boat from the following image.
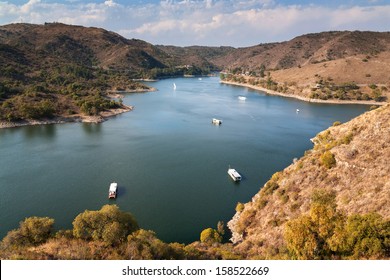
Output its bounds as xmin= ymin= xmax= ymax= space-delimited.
xmin=228 ymin=167 xmax=242 ymax=181
xmin=108 ymin=182 xmax=118 ymax=199
xmin=212 ymin=118 xmax=222 ymax=125
xmin=238 ymin=96 xmax=247 ymax=101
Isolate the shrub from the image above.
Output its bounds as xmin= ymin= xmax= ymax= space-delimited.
xmin=369 ymin=84 xmax=377 ymax=89
xmin=2 ymin=216 xmax=55 ymax=247
xmin=200 ymin=228 xmax=222 ymax=244
xmin=235 ymin=202 xmax=245 ymax=213
xmin=285 ymin=189 xmax=390 ymax=260
xmin=320 ymin=151 xmax=336 ymax=169
xmin=262 ymin=172 xmax=281 ymax=195
xmin=72 ymin=204 xmax=139 ymax=245
xmin=333 ymin=121 xmax=341 ymax=126
xmin=344 ymin=213 xmax=390 ymax=259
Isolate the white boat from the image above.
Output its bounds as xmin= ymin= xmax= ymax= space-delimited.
xmin=173 ymin=83 xmax=177 ymax=90
xmin=108 ymin=182 xmax=118 ymax=199
xmin=212 ymin=118 xmax=222 ymax=125
xmin=296 ymin=109 xmax=300 ymax=113
xmin=228 ymin=167 xmax=242 ymax=181
xmin=238 ymin=96 xmax=247 ymax=101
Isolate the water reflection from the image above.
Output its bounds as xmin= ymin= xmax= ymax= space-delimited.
xmin=23 ymin=124 xmax=56 ymax=139
xmin=82 ymin=123 xmax=102 ymax=135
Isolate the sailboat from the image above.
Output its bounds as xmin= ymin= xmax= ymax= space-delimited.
xmin=173 ymin=83 xmax=177 ymax=90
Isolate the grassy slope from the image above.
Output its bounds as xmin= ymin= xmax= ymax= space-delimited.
xmin=228 ymin=104 xmax=390 ymax=258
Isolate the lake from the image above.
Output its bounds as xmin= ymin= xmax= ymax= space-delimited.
xmin=0 ymin=76 xmax=369 ymax=243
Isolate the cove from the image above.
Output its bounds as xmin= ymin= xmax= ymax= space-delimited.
xmin=0 ymin=76 xmax=368 ymax=243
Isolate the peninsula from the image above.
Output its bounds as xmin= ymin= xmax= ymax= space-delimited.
xmin=2 ymin=25 xmax=390 ymax=129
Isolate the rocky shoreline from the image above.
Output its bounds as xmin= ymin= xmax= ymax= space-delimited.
xmin=220 ymin=80 xmax=388 ymax=106
xmin=0 ymin=106 xmax=133 ymax=129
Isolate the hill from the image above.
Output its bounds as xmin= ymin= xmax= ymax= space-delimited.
xmin=228 ymin=104 xmax=390 ymax=259
xmin=2 ymin=25 xmax=390 ymax=126
xmin=220 ymin=31 xmax=390 ymax=71
xmin=219 ymin=31 xmax=390 ymax=103
xmin=0 ymin=22 xmax=170 ymax=71
xmin=0 ymin=23 xmax=164 ymax=125
xmin=0 ymin=23 xmax=232 ymax=125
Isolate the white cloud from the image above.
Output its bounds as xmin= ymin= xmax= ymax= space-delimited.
xmin=0 ymin=1 xmax=389 ymax=46
xmin=104 ymin=0 xmax=118 ymax=8
xmin=21 ymin=0 xmax=41 ymax=14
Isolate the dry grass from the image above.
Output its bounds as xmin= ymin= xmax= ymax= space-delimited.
xmin=229 ymin=104 xmax=390 ymax=258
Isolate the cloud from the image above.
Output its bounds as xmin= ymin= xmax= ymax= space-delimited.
xmin=0 ymin=1 xmax=389 ymax=46
xmin=104 ymin=0 xmax=118 ymax=8
xmin=20 ymin=0 xmax=41 ymax=14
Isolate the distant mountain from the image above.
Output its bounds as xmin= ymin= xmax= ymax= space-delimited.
xmin=156 ymin=45 xmax=234 ymax=70
xmin=0 ymin=23 xmax=169 ymax=72
xmin=218 ymin=31 xmax=390 ymax=71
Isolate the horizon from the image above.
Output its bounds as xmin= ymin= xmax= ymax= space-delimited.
xmin=1 ymin=21 xmax=388 ymax=49
xmin=0 ymin=0 xmax=390 ymax=47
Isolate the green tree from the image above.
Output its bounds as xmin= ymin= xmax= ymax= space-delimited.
xmin=2 ymin=216 xmax=54 ymax=247
xmin=200 ymin=228 xmax=222 ymax=244
xmin=284 ymin=190 xmax=345 ymax=259
xmin=284 ymin=215 xmax=318 ymax=259
xmin=72 ymin=204 xmax=139 ymax=245
xmin=330 ymin=213 xmax=390 ymax=259
xmin=320 ymin=151 xmax=336 ymax=169
xmin=235 ymin=202 xmax=245 ymax=212
xmin=285 ymin=189 xmax=390 ymax=259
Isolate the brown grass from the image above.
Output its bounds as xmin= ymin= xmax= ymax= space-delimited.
xmin=228 ymin=104 xmax=390 ymax=258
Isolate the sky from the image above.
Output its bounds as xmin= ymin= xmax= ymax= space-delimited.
xmin=0 ymin=0 xmax=389 ymax=47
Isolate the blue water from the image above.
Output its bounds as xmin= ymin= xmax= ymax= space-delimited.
xmin=0 ymin=76 xmax=368 ymax=243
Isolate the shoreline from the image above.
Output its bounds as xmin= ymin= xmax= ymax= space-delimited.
xmin=0 ymin=86 xmax=155 ymax=129
xmin=0 ymin=105 xmax=133 ymax=130
xmin=220 ymin=80 xmax=388 ymax=106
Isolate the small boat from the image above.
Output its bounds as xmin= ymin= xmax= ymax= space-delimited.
xmin=296 ymin=109 xmax=300 ymax=113
xmin=108 ymin=182 xmax=118 ymax=199
xmin=173 ymin=83 xmax=177 ymax=90
xmin=228 ymin=167 xmax=242 ymax=181
xmin=198 ymin=78 xmax=202 ymax=80
xmin=238 ymin=96 xmax=247 ymax=101
xmin=212 ymin=118 xmax=222 ymax=125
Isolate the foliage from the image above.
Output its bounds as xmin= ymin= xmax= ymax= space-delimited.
xmin=284 ymin=190 xmax=390 ymax=259
xmin=200 ymin=228 xmax=222 ymax=244
xmin=333 ymin=121 xmax=341 ymax=126
xmin=2 ymin=217 xmax=54 ymax=248
xmin=329 ymin=213 xmax=390 ymax=259
xmin=320 ymin=151 xmax=336 ymax=169
xmin=217 ymin=221 xmax=225 ymax=236
xmin=285 ymin=189 xmax=342 ymax=259
xmin=262 ymin=172 xmax=281 ymax=195
xmin=0 ymin=61 xmax=138 ymax=121
xmin=72 ymin=204 xmax=139 ymax=245
xmin=126 ymin=229 xmax=182 ymax=259
xmin=235 ymin=202 xmax=245 ymax=212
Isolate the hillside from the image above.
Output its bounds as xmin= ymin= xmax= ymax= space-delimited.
xmin=0 ymin=23 xmax=231 ymax=125
xmin=228 ymin=104 xmax=390 ymax=259
xmin=156 ymin=45 xmax=234 ymax=71
xmin=2 ymin=25 xmax=390 ymax=125
xmin=219 ymin=31 xmax=390 ymax=103
xmin=220 ymin=31 xmax=390 ymax=71
xmin=0 ymin=23 xmax=169 ymax=71
xmin=0 ymin=23 xmax=165 ymax=125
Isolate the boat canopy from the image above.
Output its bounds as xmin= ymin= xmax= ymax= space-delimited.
xmin=109 ymin=182 xmax=118 ymax=192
